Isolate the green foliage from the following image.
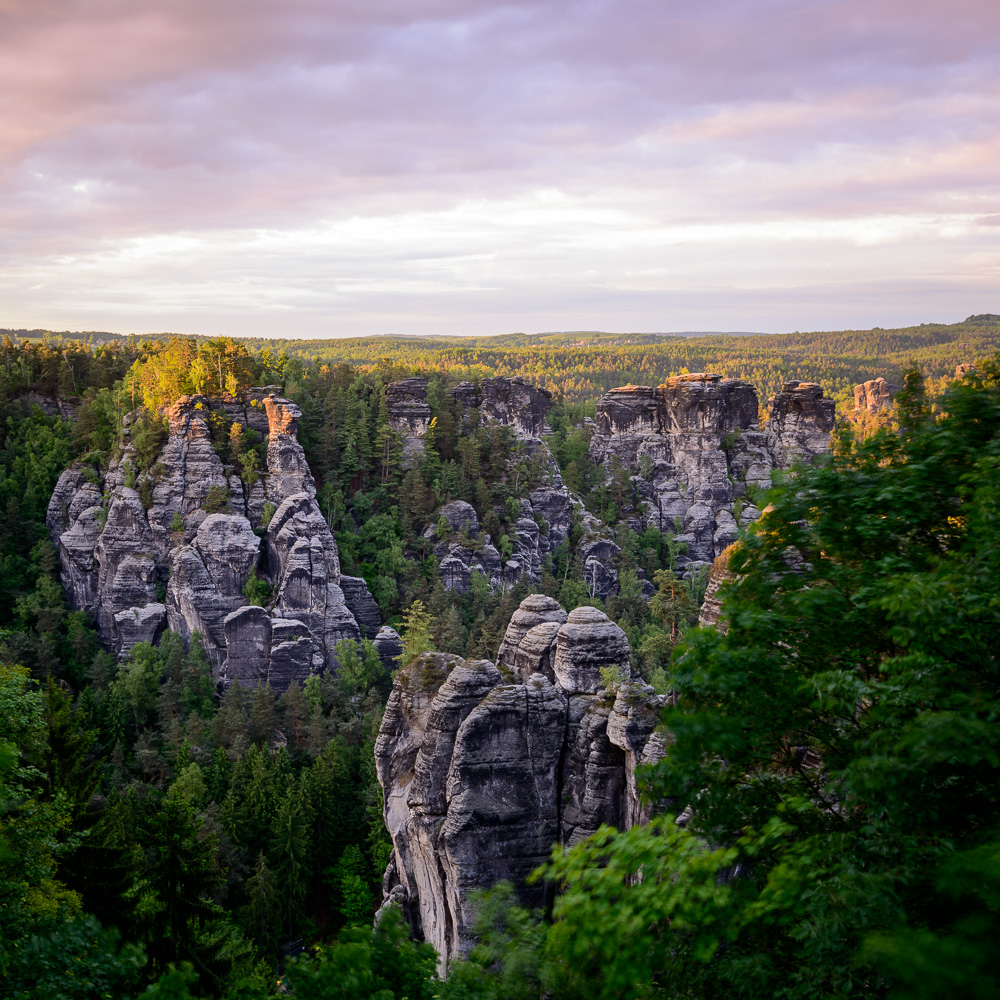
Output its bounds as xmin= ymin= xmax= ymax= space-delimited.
xmin=488 ymin=361 xmax=1000 ymax=1000
xmin=258 ymin=502 xmax=276 ymax=529
xmin=131 ymin=412 xmax=168 ymax=470
xmin=399 ymin=600 xmax=433 ymax=665
xmin=283 ymin=905 xmax=437 ymax=1000
xmin=3 ymin=913 xmax=145 ymax=1000
xmin=597 ymin=663 xmax=628 ymax=693
xmin=170 ymin=512 xmax=185 ymax=534
xmin=241 ymin=570 xmax=271 ymax=607
xmin=202 ymin=485 xmax=230 ymax=514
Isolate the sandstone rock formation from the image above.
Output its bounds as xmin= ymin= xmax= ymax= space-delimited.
xmin=375 ymin=594 xmax=666 ymax=970
xmin=765 ymin=381 xmax=836 ymax=467
xmin=449 ymin=377 xmax=552 ymax=438
xmin=387 ymin=379 xmax=433 ymax=466
xmin=47 ymin=389 xmax=376 ymax=690
xmin=588 ymin=373 xmax=834 ymax=572
xmin=423 ymin=467 xmax=621 ymax=598
xmin=853 ymin=376 xmax=900 ymax=413
xmin=697 ymin=544 xmax=737 ymax=631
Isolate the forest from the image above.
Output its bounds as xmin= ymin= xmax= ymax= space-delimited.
xmin=8 ymin=312 xmax=1000 ymax=410
xmin=1 ymin=324 xmax=998 ymax=998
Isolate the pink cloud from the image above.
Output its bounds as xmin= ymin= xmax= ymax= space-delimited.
xmin=0 ymin=0 xmax=996 ymax=332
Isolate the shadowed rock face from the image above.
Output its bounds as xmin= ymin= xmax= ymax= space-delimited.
xmin=47 ymin=389 xmax=374 ymax=690
xmin=387 ymin=379 xmax=433 ymax=466
xmin=495 ymin=594 xmax=567 ymax=675
xmin=765 ymin=381 xmax=836 ymax=467
xmin=589 ymin=373 xmax=834 ymax=570
xmin=373 ymin=625 xmax=404 ymax=671
xmin=376 ymin=594 xmax=666 ymax=971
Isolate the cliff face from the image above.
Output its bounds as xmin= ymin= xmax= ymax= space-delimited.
xmin=449 ymin=376 xmax=553 ymax=438
xmin=374 ymin=594 xmax=665 ymax=970
xmin=387 ymin=379 xmax=433 ymax=466
xmin=47 ymin=390 xmax=376 ymax=690
xmin=588 ymin=374 xmax=834 ymax=572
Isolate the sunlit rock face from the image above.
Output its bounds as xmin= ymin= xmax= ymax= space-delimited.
xmin=853 ymin=376 xmax=900 ymax=413
xmin=698 ymin=544 xmax=737 ymax=632
xmin=375 ymin=594 xmax=667 ymax=972
xmin=47 ymin=389 xmax=373 ymax=690
xmin=589 ymin=373 xmax=834 ymax=574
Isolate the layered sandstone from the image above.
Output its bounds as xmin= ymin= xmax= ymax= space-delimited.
xmin=588 ymin=373 xmax=834 ymax=572
xmin=47 ymin=389 xmax=375 ymax=689
xmin=375 ymin=595 xmax=666 ymax=970
xmin=853 ymin=376 xmax=900 ymax=413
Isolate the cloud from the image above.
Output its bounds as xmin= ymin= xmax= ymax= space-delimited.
xmin=0 ymin=0 xmax=997 ymax=333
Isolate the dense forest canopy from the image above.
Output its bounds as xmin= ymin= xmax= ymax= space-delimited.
xmin=0 ymin=321 xmax=998 ymax=998
xmin=7 ymin=313 xmax=999 ymax=410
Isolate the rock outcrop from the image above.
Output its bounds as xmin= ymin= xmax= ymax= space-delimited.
xmin=47 ymin=389 xmax=377 ymax=690
xmin=449 ymin=377 xmax=552 ymax=438
xmin=387 ymin=379 xmax=433 ymax=466
xmin=853 ymin=377 xmax=900 ymax=413
xmin=588 ymin=373 xmax=834 ymax=571
xmin=765 ymin=381 xmax=836 ymax=467
xmin=424 ymin=469 xmax=620 ymax=598
xmin=697 ymin=544 xmax=737 ymax=631
xmin=375 ymin=594 xmax=666 ymax=970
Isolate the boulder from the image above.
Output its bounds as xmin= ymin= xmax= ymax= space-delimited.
xmin=511 ymin=621 xmax=561 ymax=683
xmin=433 ymin=501 xmax=479 ymax=536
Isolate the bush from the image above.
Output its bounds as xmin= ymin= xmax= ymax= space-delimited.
xmin=137 ymin=477 xmax=154 ymax=510
xmin=259 ymin=501 xmax=277 ymax=529
xmin=202 ymin=485 xmax=229 ymax=514
xmin=242 ymin=569 xmax=271 ymax=607
xmin=130 ymin=411 xmax=168 ymax=469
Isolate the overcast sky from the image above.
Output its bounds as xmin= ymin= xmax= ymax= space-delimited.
xmin=1 ymin=0 xmax=997 ymax=338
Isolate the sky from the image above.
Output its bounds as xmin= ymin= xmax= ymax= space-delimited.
xmin=1 ymin=0 xmax=997 ymax=339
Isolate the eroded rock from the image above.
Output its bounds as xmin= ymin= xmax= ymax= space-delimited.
xmin=589 ymin=373 xmax=834 ymax=570
xmin=376 ymin=596 xmax=665 ymax=970
xmin=854 ymin=376 xmax=900 ymax=413
xmin=46 ymin=387 xmax=371 ymax=686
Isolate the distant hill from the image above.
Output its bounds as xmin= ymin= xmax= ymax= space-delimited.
xmin=4 ymin=314 xmax=998 ymax=409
